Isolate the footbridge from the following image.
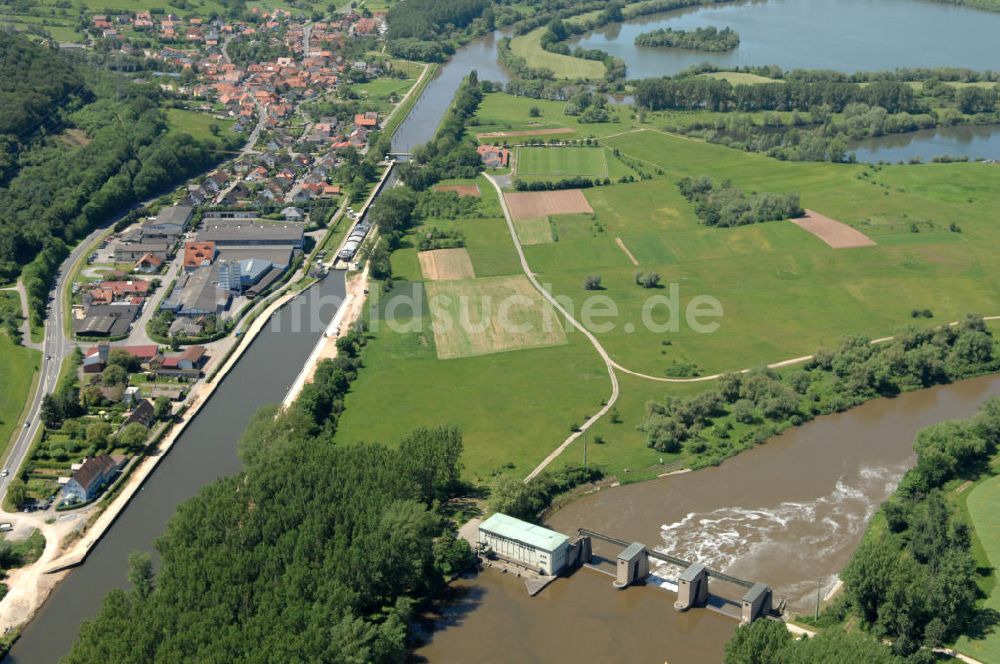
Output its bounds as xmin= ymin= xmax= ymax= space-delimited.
xmin=578 ymin=528 xmax=784 ymax=624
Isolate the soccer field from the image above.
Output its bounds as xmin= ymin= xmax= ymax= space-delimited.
xmin=515 ymin=147 xmax=609 ymax=178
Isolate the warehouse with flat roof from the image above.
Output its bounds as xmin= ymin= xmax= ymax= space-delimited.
xmin=478 ymin=513 xmax=570 ymax=576
xmin=197 ymin=219 xmax=304 ymax=248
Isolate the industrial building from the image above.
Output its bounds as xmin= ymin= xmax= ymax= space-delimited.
xmin=478 ymin=513 xmax=570 ymax=576
xmin=198 ymin=219 xmax=304 ymax=248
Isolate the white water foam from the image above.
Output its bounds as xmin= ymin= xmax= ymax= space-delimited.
xmin=653 ymin=461 xmax=910 ymax=607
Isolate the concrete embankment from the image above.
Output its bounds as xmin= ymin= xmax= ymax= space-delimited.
xmin=42 ymin=285 xmax=307 ymax=574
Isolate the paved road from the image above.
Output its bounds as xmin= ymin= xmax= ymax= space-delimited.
xmin=0 ymin=225 xmax=101 ymax=498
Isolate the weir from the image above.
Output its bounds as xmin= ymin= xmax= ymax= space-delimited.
xmin=578 ymin=528 xmax=783 ymax=624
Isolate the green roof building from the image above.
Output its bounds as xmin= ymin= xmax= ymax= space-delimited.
xmin=478 ymin=513 xmax=570 ymax=576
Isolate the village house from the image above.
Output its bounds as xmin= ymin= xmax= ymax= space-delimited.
xmin=63 ymin=455 xmax=122 ymax=503
xmin=134 ymin=253 xmax=165 ymax=274
xmin=477 ymin=144 xmax=511 ymax=168
xmin=183 ymin=241 xmax=217 ymax=271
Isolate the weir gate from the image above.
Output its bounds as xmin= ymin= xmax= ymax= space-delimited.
xmin=577 ymin=528 xmax=785 ymax=624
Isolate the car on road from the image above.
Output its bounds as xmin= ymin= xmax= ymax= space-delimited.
xmin=1 ymin=469 xmax=8 ymax=477
xmin=23 ymin=422 xmax=29 ymax=428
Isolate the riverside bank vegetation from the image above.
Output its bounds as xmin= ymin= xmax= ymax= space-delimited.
xmin=726 ymin=398 xmax=1000 ymax=662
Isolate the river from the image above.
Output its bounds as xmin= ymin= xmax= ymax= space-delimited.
xmin=417 ymin=374 xmax=1000 ymax=663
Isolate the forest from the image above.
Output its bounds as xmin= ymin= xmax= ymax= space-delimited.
xmin=0 ymin=33 xmax=236 ymax=322
xmin=634 ymin=26 xmax=740 ymax=51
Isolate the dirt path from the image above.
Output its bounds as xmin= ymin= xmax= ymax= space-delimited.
xmin=486 ymin=175 xmax=620 ymax=481
xmin=0 ymin=280 xmax=40 ymax=350
xmin=614 ymin=237 xmax=639 ymax=266
xmin=487 ymin=172 xmax=1000 ymax=477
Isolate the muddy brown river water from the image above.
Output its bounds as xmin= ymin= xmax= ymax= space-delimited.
xmin=417 ymin=374 xmax=1000 ymax=663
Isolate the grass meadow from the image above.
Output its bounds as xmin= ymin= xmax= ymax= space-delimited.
xmin=0 ymin=332 xmax=40 ymax=460
xmin=954 ymin=470 xmax=1000 ymax=662
xmin=165 ymin=109 xmax=236 ymax=142
xmin=341 ymin=98 xmax=1000 ymax=484
xmin=508 ymin=28 xmax=606 ymax=80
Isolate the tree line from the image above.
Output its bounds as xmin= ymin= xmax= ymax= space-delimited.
xmin=678 ymin=176 xmax=803 ymax=227
xmin=641 ymin=316 xmax=999 ymax=467
xmin=635 ymin=26 xmax=740 ymax=51
xmin=635 ymin=76 xmax=922 ymax=114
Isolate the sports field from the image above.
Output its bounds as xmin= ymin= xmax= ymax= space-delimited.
xmin=955 ymin=474 xmax=1000 ymax=662
xmin=515 ymin=147 xmax=609 ymax=178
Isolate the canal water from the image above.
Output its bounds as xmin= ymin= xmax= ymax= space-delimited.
xmin=849 ymin=124 xmax=1000 ymax=163
xmin=570 ymin=0 xmax=1000 ymax=78
xmin=417 ymin=374 xmax=1000 ymax=662
xmin=7 ymin=276 xmax=347 ymax=663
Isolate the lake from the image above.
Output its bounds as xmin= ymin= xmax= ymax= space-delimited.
xmin=849 ymin=124 xmax=1000 ymax=163
xmin=570 ymin=0 xmax=1000 ymax=79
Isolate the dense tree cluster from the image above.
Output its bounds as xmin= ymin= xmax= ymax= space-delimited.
xmin=488 ymin=464 xmax=602 ymax=522
xmin=387 ymin=0 xmax=490 ymax=61
xmin=66 ymin=421 xmax=471 ymax=663
xmin=414 ymin=190 xmax=481 ymax=219
xmin=725 ymin=621 xmax=905 ymax=664
xmin=641 ymin=317 xmax=999 ymax=462
xmin=635 ymin=26 xmax=740 ymax=51
xmin=513 ymin=176 xmax=609 ymax=191
xmin=837 ymin=399 xmax=1000 ymax=656
xmin=635 ymin=77 xmax=919 ymax=114
xmin=678 ymin=176 xmax=803 ymax=227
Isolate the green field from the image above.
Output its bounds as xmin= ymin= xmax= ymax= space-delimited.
xmin=335 ymin=178 xmax=609 ymax=480
xmin=472 ymin=92 xmax=628 ymax=142
xmin=0 ymin=333 xmax=40 ymax=460
xmin=509 ymin=28 xmax=606 ymax=80
xmin=515 ymin=147 xmax=609 ymax=178
xmin=955 ymin=473 xmax=1000 ymax=662
xmin=341 ymin=95 xmax=1000 ymax=485
xmin=699 ymin=71 xmax=783 ymax=85
xmin=165 ymin=108 xmax=236 ymax=142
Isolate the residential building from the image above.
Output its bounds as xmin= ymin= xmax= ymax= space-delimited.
xmin=63 ymin=455 xmax=121 ymax=503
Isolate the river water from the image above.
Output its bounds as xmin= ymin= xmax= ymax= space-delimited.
xmin=418 ymin=375 xmax=1000 ymax=663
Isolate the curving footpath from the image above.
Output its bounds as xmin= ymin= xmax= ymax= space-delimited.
xmin=486 ymin=174 xmax=1000 ymax=479
xmin=486 ymin=175 xmax=620 ymax=481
